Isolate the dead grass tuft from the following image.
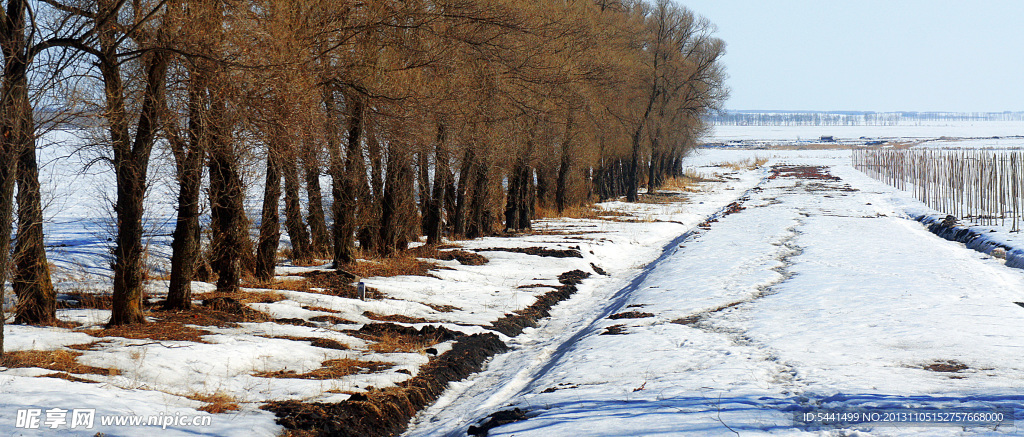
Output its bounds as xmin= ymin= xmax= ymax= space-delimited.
xmin=262 ymin=335 xmax=350 ymax=350
xmin=188 ymin=393 xmax=240 ymax=414
xmin=345 ymin=255 xmax=444 ymax=279
xmin=1 ymin=349 xmax=119 ymax=376
xmin=57 ymin=292 xmax=114 ymax=310
xmin=254 ymin=358 xmax=391 ymax=380
xmin=241 ymin=276 xmax=312 ymax=293
xmin=352 ymin=323 xmax=461 ymax=354
xmin=90 ymin=319 xmax=213 ymax=343
xmin=715 ymin=157 xmax=769 ymax=170
xmin=608 ymin=311 xmax=654 ymax=320
xmin=86 ymin=303 xmax=273 ymax=343
xmin=363 ymin=311 xmax=430 ymax=324
xmin=659 ymin=170 xmax=718 ymax=193
xmin=425 ymin=303 xmax=459 ymax=313
xmin=38 ymin=372 xmax=98 ymax=383
xmin=408 ymin=246 xmax=489 ymax=266
xmin=308 ymin=315 xmax=358 ymax=325
xmin=301 ymin=271 xmax=385 ymax=299
xmin=923 ymin=360 xmax=969 ymax=373
xmin=534 ymin=204 xmax=603 ymax=220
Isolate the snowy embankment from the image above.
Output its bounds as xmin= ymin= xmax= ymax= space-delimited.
xmin=2 ymin=149 xmax=764 ymax=435
xmin=406 ymin=150 xmax=1024 ymax=436
xmin=909 ymin=213 xmax=1024 ymax=270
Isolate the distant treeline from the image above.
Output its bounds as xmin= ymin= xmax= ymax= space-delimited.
xmin=710 ymin=111 xmax=1024 ymax=126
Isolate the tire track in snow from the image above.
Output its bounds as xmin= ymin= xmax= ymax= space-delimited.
xmin=404 ymin=180 xmax=772 ymax=437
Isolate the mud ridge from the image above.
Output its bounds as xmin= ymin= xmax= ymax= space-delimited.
xmin=912 ymin=213 xmax=1024 ymax=269
xmin=489 ymin=270 xmax=592 ymax=337
xmin=264 ymin=332 xmax=508 ymax=437
xmin=475 ymin=246 xmax=583 ymax=258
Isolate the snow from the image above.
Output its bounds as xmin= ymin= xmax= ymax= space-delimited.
xmin=708 ymin=120 xmax=1024 ymax=143
xmin=405 ymin=149 xmax=1024 ymax=436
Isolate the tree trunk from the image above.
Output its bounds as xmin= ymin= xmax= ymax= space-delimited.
xmin=166 ymin=69 xmax=208 ymax=310
xmin=556 ymin=147 xmax=571 ymax=213
xmin=556 ymin=113 xmax=574 ymax=212
xmin=108 ymin=52 xmax=169 ymax=325
xmin=358 ymin=129 xmax=383 ymax=253
xmin=417 ymin=150 xmax=430 ymax=233
xmin=467 ymin=159 xmax=492 ymax=239
xmin=302 ymin=142 xmax=330 ymax=257
xmin=1 ymin=0 xmax=44 ymax=328
xmin=379 ymin=143 xmax=414 ymax=256
xmin=452 ymin=148 xmax=473 ymax=237
xmin=208 ymin=97 xmax=247 ymax=293
xmin=424 ymin=123 xmax=448 ymax=245
xmin=13 ymin=145 xmax=57 ymax=327
xmin=627 ymin=128 xmax=640 ymax=202
xmin=254 ymin=145 xmax=282 ymax=282
xmin=647 ymin=149 xmax=659 ymax=194
xmin=283 ymin=159 xmax=311 ymax=262
xmin=327 ymin=91 xmax=362 ymax=267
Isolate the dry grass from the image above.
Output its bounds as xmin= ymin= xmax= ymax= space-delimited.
xmin=85 ymin=303 xmax=274 ymax=343
xmin=187 ymin=393 xmax=240 ymax=414
xmin=204 ymin=289 xmax=285 ymax=305
xmin=254 ymin=358 xmax=391 ymax=380
xmin=344 ymin=255 xmax=442 ymax=279
xmin=362 ymin=330 xmax=446 ymax=354
xmin=658 ymin=168 xmax=720 ymax=193
xmin=715 ymin=156 xmax=769 ymax=170
xmin=89 ymin=319 xmax=214 ymax=343
xmin=241 ymin=276 xmax=312 ymax=293
xmin=1 ymin=349 xmax=119 ymax=376
xmin=307 ymin=315 xmax=359 ymax=325
xmin=363 ymin=311 xmax=430 ymax=324
xmin=261 ymin=335 xmax=350 ymax=350
xmin=534 ymin=204 xmax=603 ymax=220
xmin=57 ymin=292 xmax=114 ymax=310
xmin=408 ymin=246 xmax=489 ymax=266
xmin=38 ymin=372 xmax=98 ymax=383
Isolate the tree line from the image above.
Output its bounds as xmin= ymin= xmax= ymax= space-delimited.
xmin=0 ymin=0 xmax=727 ymax=353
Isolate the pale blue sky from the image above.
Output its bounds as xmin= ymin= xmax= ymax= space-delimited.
xmin=679 ymin=1 xmax=1024 ymax=112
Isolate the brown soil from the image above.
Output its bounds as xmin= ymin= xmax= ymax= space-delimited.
xmin=363 ymin=311 xmax=430 ymax=324
xmin=769 ymin=165 xmax=841 ymax=181
xmin=264 ymin=332 xmax=507 ymax=437
xmin=307 ymin=315 xmax=358 ymax=325
xmin=490 ymin=270 xmax=591 ymax=337
xmin=350 ymin=323 xmax=461 ymax=354
xmin=923 ymin=360 xmax=969 ymax=373
xmin=468 ymin=408 xmax=527 ymax=436
xmin=409 ymin=246 xmax=489 ymax=266
xmin=301 ymin=270 xmax=384 ymax=299
xmin=608 ymin=311 xmax=654 ymax=320
xmin=601 ymin=324 xmax=627 ymax=335
xmin=261 ymin=336 xmax=350 ymax=351
xmin=476 ymin=246 xmax=583 ymax=258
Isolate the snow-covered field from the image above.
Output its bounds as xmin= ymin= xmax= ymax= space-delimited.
xmin=709 ymin=121 xmax=1024 ymax=143
xmin=405 ymin=148 xmax=1024 ymax=436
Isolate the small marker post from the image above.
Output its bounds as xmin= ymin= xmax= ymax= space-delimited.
xmin=357 ymin=282 xmax=366 ymax=301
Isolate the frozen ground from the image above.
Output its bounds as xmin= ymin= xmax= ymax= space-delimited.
xmin=405 ymin=149 xmax=1024 ymax=436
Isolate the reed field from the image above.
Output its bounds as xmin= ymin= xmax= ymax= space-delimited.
xmin=853 ymin=148 xmax=1024 ymax=231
